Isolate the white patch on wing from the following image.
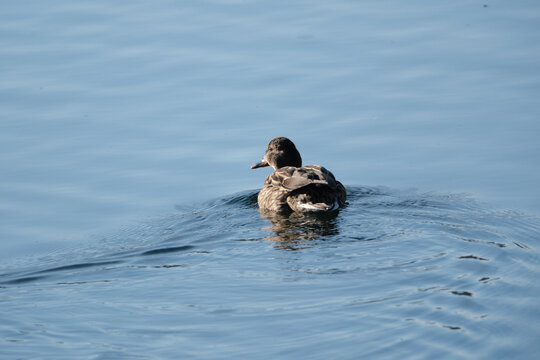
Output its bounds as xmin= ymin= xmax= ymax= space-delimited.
xmin=297 ymin=201 xmax=339 ymax=212
xmin=298 ymin=203 xmax=324 ymax=211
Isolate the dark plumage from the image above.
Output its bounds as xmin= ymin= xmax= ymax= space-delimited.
xmin=251 ymin=137 xmax=346 ymax=213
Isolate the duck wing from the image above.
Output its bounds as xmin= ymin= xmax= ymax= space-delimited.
xmin=260 ymin=165 xmax=345 ymax=213
xmin=280 ymin=165 xmax=338 ymax=191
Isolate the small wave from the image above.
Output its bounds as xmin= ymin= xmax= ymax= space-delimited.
xmin=141 ymin=245 xmax=195 ymax=256
xmin=36 ymin=261 xmax=123 ymax=274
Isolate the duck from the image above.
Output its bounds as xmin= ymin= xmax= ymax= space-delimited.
xmin=251 ymin=137 xmax=346 ymax=213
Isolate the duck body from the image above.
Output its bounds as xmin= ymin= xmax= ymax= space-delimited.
xmin=252 ymin=137 xmax=346 ymax=213
xmin=258 ymin=164 xmax=346 ymax=213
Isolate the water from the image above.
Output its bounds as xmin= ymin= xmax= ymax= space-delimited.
xmin=1 ymin=0 xmax=540 ymax=358
xmin=2 ymin=188 xmax=540 ymax=359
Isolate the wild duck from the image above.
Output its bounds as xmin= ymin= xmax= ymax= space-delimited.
xmin=251 ymin=137 xmax=346 ymax=213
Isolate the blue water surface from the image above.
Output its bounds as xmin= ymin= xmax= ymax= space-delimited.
xmin=2 ymin=188 xmax=540 ymax=359
xmin=1 ymin=0 xmax=540 ymax=359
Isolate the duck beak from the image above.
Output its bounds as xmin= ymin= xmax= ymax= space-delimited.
xmin=251 ymin=160 xmax=269 ymax=169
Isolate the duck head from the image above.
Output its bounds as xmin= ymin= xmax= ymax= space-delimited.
xmin=251 ymin=137 xmax=302 ymax=170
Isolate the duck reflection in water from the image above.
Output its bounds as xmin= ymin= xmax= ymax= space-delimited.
xmin=258 ymin=209 xmax=340 ymax=250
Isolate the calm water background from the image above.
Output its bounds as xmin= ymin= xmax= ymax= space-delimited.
xmin=1 ymin=0 xmax=540 ymax=359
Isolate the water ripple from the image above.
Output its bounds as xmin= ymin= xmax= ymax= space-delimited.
xmin=1 ymin=187 xmax=539 ymax=359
